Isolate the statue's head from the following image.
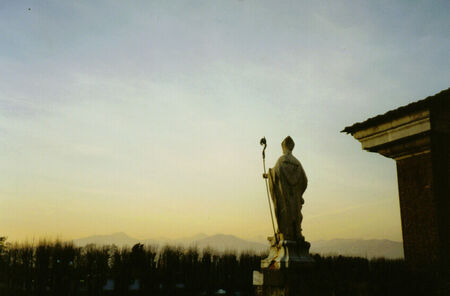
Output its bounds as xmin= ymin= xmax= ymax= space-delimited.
xmin=281 ymin=136 xmax=295 ymax=154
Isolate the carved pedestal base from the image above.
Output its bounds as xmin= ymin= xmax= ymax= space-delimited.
xmin=253 ymin=269 xmax=312 ymax=296
xmin=253 ymin=235 xmax=314 ymax=295
xmin=261 ymin=235 xmax=314 ymax=269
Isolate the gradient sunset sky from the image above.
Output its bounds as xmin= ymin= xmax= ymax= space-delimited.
xmin=1 ymin=0 xmax=449 ymax=242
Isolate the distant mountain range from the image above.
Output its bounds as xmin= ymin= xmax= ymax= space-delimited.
xmin=72 ymin=232 xmax=267 ymax=253
xmin=311 ymin=239 xmax=403 ymax=259
xmin=71 ymin=232 xmax=404 ymax=259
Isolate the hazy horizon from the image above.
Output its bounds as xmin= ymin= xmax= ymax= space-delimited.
xmin=6 ymin=231 xmax=403 ymax=246
xmin=69 ymin=231 xmax=404 ymax=243
xmin=1 ymin=1 xmax=449 ymax=242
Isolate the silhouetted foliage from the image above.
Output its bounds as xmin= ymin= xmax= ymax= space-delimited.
xmin=0 ymin=237 xmax=441 ymax=295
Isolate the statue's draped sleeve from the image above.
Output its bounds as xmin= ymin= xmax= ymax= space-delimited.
xmin=267 ymin=167 xmax=278 ymax=222
xmin=267 ymin=157 xmax=286 ymax=233
xmin=280 ymin=157 xmax=307 ymax=204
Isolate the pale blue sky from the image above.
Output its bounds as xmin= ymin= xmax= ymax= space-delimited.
xmin=1 ymin=0 xmax=449 ymax=242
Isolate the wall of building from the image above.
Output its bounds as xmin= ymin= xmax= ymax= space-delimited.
xmin=430 ymin=97 xmax=450 ymax=271
xmin=396 ymin=152 xmax=441 ymax=269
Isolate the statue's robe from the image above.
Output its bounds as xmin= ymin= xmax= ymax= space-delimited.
xmin=268 ymin=151 xmax=308 ymax=241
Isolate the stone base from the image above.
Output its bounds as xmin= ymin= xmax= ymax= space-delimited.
xmin=254 ymin=235 xmax=315 ymax=295
xmin=261 ymin=235 xmax=314 ymax=270
xmin=253 ymin=269 xmax=312 ymax=296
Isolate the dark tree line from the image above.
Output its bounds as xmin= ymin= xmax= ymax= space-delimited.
xmin=0 ymin=237 xmax=439 ymax=296
xmin=0 ymin=237 xmax=261 ymax=296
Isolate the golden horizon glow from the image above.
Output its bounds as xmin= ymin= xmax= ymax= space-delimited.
xmin=1 ymin=1 xmax=449 ymax=244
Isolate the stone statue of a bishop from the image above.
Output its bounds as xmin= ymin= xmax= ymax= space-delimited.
xmin=261 ymin=136 xmax=312 ymax=269
xmin=263 ymin=136 xmax=307 ymax=242
xmin=256 ymin=136 xmax=313 ymax=291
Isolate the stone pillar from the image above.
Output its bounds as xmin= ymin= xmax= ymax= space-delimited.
xmin=342 ymin=88 xmax=449 ymax=273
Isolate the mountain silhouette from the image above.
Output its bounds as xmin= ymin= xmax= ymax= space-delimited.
xmin=72 ymin=233 xmax=403 ymax=258
xmin=72 ymin=232 xmax=139 ymax=246
xmin=311 ymin=238 xmax=404 ymax=259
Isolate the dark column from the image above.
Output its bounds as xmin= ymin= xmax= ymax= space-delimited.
xmin=430 ymin=98 xmax=450 ymax=272
xmin=396 ymin=152 xmax=441 ymax=269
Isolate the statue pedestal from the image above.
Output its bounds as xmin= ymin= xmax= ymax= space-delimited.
xmin=261 ymin=235 xmax=314 ymax=269
xmin=253 ymin=235 xmax=314 ymax=296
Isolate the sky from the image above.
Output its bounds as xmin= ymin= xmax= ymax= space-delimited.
xmin=1 ymin=0 xmax=449 ymax=243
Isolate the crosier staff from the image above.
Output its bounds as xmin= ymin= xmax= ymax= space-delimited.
xmin=260 ymin=137 xmax=277 ymax=241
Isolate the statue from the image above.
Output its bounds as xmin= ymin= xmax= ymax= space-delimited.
xmin=260 ymin=136 xmax=313 ymax=269
xmin=263 ymin=136 xmax=308 ymax=242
